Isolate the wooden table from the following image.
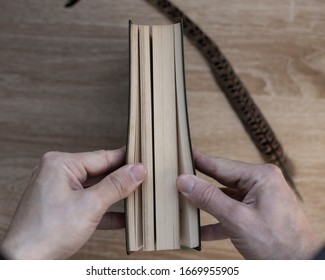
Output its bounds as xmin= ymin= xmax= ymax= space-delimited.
xmin=0 ymin=0 xmax=324 ymax=259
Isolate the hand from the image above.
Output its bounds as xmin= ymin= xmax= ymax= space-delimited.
xmin=177 ymin=151 xmax=320 ymax=259
xmin=0 ymin=148 xmax=146 ymax=259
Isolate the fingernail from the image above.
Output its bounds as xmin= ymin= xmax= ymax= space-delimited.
xmin=177 ymin=175 xmax=195 ymax=195
xmin=130 ymin=164 xmax=147 ymax=182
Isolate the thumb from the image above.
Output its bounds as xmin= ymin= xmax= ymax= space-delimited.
xmin=177 ymin=174 xmax=243 ymax=225
xmin=92 ymin=163 xmax=147 ymax=209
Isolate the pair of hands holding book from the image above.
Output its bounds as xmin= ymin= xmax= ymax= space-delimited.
xmin=1 ymin=147 xmax=320 ymax=259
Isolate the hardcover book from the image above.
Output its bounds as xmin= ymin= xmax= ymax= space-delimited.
xmin=126 ymin=20 xmax=200 ymax=252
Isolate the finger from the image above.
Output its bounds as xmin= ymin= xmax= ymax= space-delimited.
xmin=193 ymin=150 xmax=260 ymax=192
xmin=177 ymin=174 xmax=248 ymax=225
xmin=75 ymin=147 xmax=126 ymax=177
xmin=97 ymin=212 xmax=125 ymax=230
xmin=42 ymin=147 xmax=126 ymax=184
xmin=30 ymin=165 xmax=40 ymax=180
xmin=91 ymin=163 xmax=147 ymax=208
xmin=201 ymin=223 xmax=229 ymax=241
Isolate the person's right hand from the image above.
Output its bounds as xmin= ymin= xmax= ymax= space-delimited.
xmin=177 ymin=151 xmax=320 ymax=259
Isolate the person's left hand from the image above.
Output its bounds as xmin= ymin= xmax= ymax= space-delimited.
xmin=0 ymin=148 xmax=146 ymax=259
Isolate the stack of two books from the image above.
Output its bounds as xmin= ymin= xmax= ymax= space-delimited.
xmin=126 ymin=21 xmax=200 ymax=253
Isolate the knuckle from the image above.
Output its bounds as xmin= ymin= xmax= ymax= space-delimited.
xmin=257 ymin=163 xmax=287 ymax=191
xmin=108 ymin=173 xmax=130 ymax=198
xmin=262 ymin=164 xmax=285 ymax=183
xmin=209 ymin=166 xmax=219 ymax=179
xmin=41 ymin=151 xmax=63 ymax=165
xmin=263 ymin=163 xmax=282 ymax=176
xmin=40 ymin=151 xmax=73 ymax=174
xmin=103 ymin=150 xmax=114 ymax=170
xmin=194 ymin=184 xmax=217 ymax=210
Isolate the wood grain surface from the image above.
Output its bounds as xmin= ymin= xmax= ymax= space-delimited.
xmin=0 ymin=0 xmax=324 ymax=259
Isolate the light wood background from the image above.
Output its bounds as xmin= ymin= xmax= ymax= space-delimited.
xmin=0 ymin=0 xmax=324 ymax=259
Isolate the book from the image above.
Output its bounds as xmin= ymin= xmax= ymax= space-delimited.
xmin=126 ymin=20 xmax=200 ymax=252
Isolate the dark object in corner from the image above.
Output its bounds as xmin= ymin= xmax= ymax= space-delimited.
xmin=0 ymin=251 xmax=7 ymax=260
xmin=314 ymin=245 xmax=325 ymax=260
xmin=65 ymin=0 xmax=81 ymax=8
